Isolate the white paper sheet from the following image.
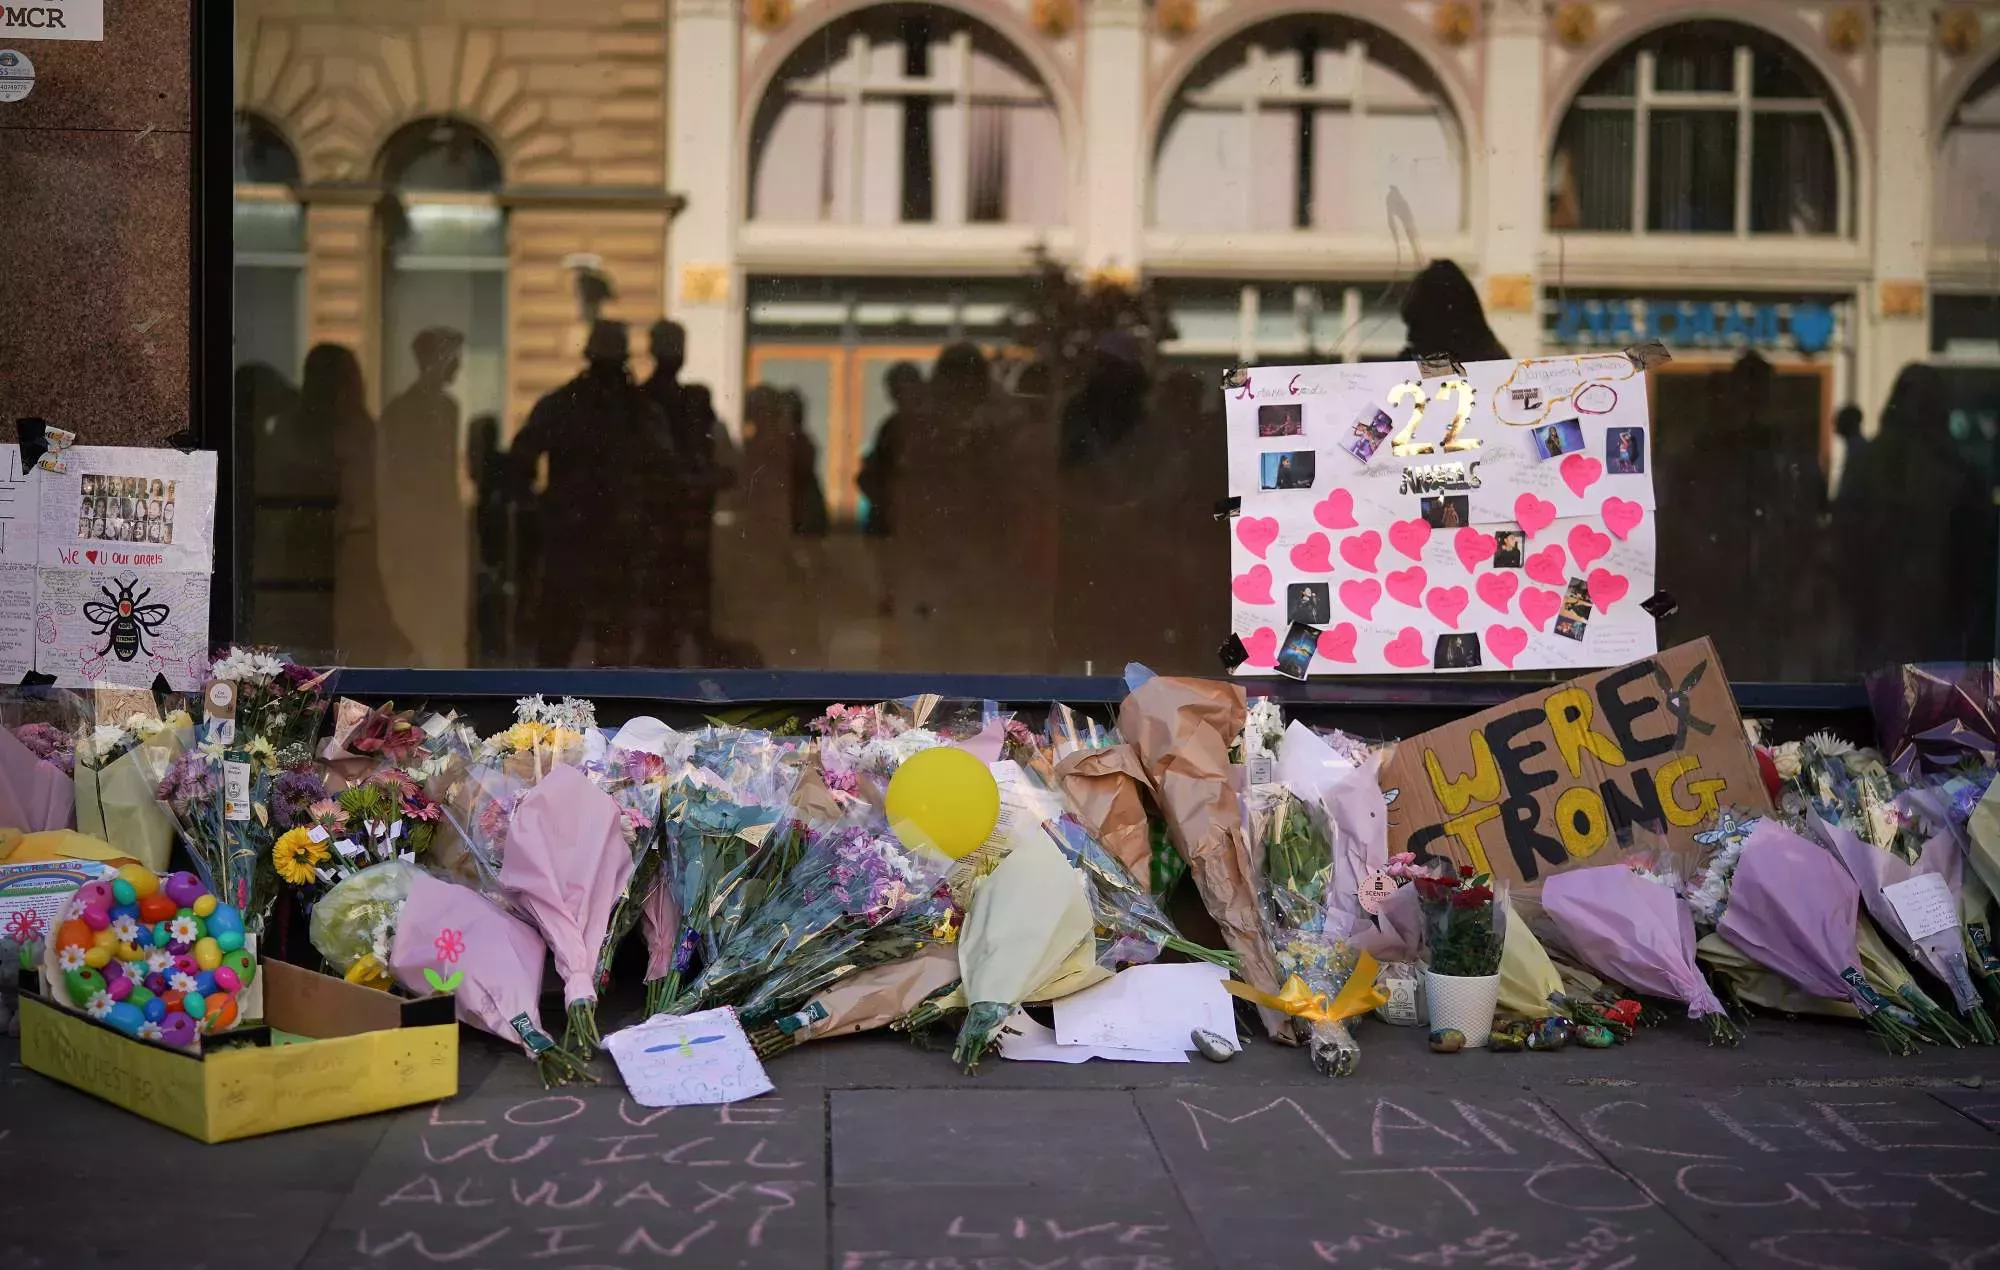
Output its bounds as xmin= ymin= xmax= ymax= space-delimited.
xmin=604 ymin=1007 xmax=774 ymax=1107
xmin=38 ymin=446 xmax=217 ymax=574
xmin=995 ymin=1009 xmax=1187 ymax=1064
xmin=35 ymin=567 xmax=211 ymax=688
xmin=1883 ymin=874 xmax=1959 ymax=942
xmin=1053 ymin=962 xmax=1240 ymax=1055
xmin=1226 ymin=355 xmax=1658 ymax=675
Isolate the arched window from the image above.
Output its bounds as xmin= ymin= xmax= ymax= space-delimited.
xmin=1151 ymin=16 xmax=1465 ymax=235
xmin=750 ymin=4 xmax=1066 ymax=227
xmin=1549 ymin=21 xmax=1851 ymax=236
xmin=1940 ymin=59 xmax=2000 ymax=247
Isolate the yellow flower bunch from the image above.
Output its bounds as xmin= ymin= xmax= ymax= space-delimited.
xmin=272 ymin=825 xmax=328 ymax=885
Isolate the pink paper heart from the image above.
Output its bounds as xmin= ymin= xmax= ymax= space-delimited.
xmin=1231 ymin=564 xmax=1274 ymax=605
xmin=1236 ymin=516 xmax=1279 ymax=560
xmin=1601 ymin=496 xmax=1644 ymax=541
xmin=1568 ymin=523 xmax=1611 ymax=572
xmin=1388 ymin=517 xmax=1432 ymax=562
xmin=1560 ymin=453 xmax=1604 ymax=498
xmin=1525 ymin=545 xmax=1567 ymax=588
xmin=1476 ymin=571 xmax=1518 ymax=614
xmin=1383 ymin=627 xmax=1429 ymax=669
xmin=1243 ymin=627 xmax=1278 ymax=667
xmin=1514 ymin=493 xmax=1557 ymax=538
xmin=1520 ymin=587 xmax=1562 ymax=632
xmin=1289 ymin=533 xmax=1334 ymax=574
xmin=1317 ymin=623 xmax=1358 ymax=664
xmin=1426 ymin=586 xmax=1469 ymax=629
xmin=1485 ymin=624 xmax=1529 ymax=668
xmin=1386 ymin=565 xmax=1428 ymax=609
xmin=1339 ymin=578 xmax=1382 ymax=620
xmin=1453 ymin=527 xmax=1496 ymax=575
xmin=1587 ymin=568 xmax=1630 ymax=611
xmin=1339 ymin=530 xmax=1381 ymax=574
xmin=1313 ymin=489 xmax=1358 ymax=531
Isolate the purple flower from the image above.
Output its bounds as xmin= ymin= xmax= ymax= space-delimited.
xmin=271 ymin=766 xmax=329 ymax=828
xmin=13 ymin=723 xmax=74 ymax=776
xmin=155 ymin=749 xmax=216 ymax=807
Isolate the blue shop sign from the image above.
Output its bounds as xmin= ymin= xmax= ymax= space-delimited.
xmin=1550 ymin=298 xmax=1838 ymax=355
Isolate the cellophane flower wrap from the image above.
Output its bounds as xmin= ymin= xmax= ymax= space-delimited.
xmin=1717 ymin=818 xmax=1925 ymax=1054
xmin=582 ymin=740 xmax=669 ymax=995
xmin=478 ymin=694 xmax=594 ymax=785
xmin=670 ymin=808 xmax=958 ymax=1030
xmin=1543 ymin=864 xmax=1740 ymax=1044
xmin=74 ymin=695 xmax=191 ymax=870
xmin=149 ymin=649 xmax=331 ymax=932
xmin=499 ymin=763 xmax=636 ymax=1058
xmin=384 ymin=866 xmax=592 ymax=1086
xmin=1044 ymin=812 xmax=1237 ymax=973
xmin=645 ymin=727 xmax=810 ymax=1014
xmin=951 ymin=826 xmax=1096 ymax=1070
xmin=0 ymin=686 xmax=80 ymax=834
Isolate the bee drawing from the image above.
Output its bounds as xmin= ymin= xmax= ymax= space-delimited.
xmin=83 ymin=578 xmax=170 ymax=662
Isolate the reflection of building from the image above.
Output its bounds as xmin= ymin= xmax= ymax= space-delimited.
xmin=232 ymin=0 xmax=2000 ymax=667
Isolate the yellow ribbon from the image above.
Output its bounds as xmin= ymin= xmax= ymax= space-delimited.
xmin=1225 ymin=953 xmax=1387 ymax=1024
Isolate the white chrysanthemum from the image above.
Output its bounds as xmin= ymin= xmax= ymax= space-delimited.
xmin=85 ymin=992 xmax=114 ymax=1019
xmin=1806 ymin=730 xmax=1856 ymax=757
xmin=57 ymin=946 xmax=85 ymax=971
xmin=110 ymin=916 xmax=140 ymax=943
xmin=514 ymin=694 xmax=547 ymax=723
xmin=1243 ymin=698 xmax=1285 ymax=758
xmin=146 ymin=949 xmax=174 ymax=974
xmin=1686 ymin=836 xmax=1748 ymax=929
xmin=557 ymin=696 xmax=598 ymax=732
xmin=169 ymin=971 xmax=196 ymax=993
xmin=168 ymin=916 xmax=198 ymax=943
xmin=138 ymin=1021 xmax=162 ymax=1040
xmin=251 ymin=652 xmax=286 ymax=678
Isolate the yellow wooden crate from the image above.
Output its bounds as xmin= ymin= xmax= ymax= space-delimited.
xmin=20 ymin=960 xmax=457 ymax=1143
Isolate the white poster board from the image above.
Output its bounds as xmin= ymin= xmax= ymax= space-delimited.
xmin=1225 ymin=354 xmax=1659 ymax=676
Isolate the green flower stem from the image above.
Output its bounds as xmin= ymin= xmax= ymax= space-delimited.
xmin=1164 ymin=935 xmax=1240 ymax=971
xmin=951 ymin=1000 xmax=1013 ymax=1073
xmin=1702 ymin=1012 xmax=1743 ymax=1048
xmin=536 ymin=1044 xmax=598 ymax=1088
xmin=563 ymin=1000 xmax=602 ymax=1061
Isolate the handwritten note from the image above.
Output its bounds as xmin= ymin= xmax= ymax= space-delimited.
xmin=1053 ymin=962 xmax=1238 ymax=1055
xmin=996 ymin=1010 xmax=1186 ymax=1064
xmin=1882 ymin=873 xmax=1959 ymax=941
xmin=604 ymin=1007 xmax=773 ymax=1107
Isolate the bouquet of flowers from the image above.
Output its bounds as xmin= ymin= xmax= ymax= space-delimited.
xmin=668 ymin=810 xmax=958 ymax=1031
xmin=645 ymin=728 xmax=809 ymax=1014
xmin=73 ymin=698 xmax=191 ymax=869
xmin=1716 ymin=818 xmax=1926 ymax=1055
xmin=1046 ymin=814 xmax=1237 ymax=972
xmin=1543 ymin=863 xmax=1741 ymax=1045
xmin=477 ymin=695 xmax=594 ymax=785
xmin=581 ymin=741 xmax=668 ymax=996
xmin=0 ymin=700 xmax=75 ymax=834
xmin=949 ymin=826 xmax=1098 ymax=1070
xmin=753 ymin=943 xmax=961 ymax=1059
xmin=1045 ymin=704 xmax=1155 ymax=889
xmin=269 ymin=763 xmax=444 ymax=904
xmin=310 ymin=862 xmax=592 ymax=1086
xmin=1414 ymin=867 xmax=1503 ymax=977
xmin=499 ymin=763 xmax=637 ymax=1058
xmin=810 ymin=700 xmax=946 ymax=800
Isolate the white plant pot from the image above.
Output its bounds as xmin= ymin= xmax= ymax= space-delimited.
xmin=1425 ymin=970 xmax=1502 ymax=1047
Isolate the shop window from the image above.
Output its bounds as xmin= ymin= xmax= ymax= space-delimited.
xmin=1549 ymin=21 xmax=1849 ymax=236
xmin=1939 ymin=60 xmax=2000 ymax=247
xmin=749 ymin=5 xmax=1066 ymax=227
xmin=1151 ymin=16 xmax=1464 ymax=236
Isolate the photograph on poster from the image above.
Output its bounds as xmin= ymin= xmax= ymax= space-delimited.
xmin=1344 ymin=406 xmax=1395 ymax=463
xmin=1260 ymin=451 xmax=1316 ymax=490
xmin=1433 ymin=632 xmax=1482 ymax=670
xmin=1287 ymin=582 xmax=1330 ymax=626
xmin=1420 ymin=495 xmax=1468 ymax=529
xmin=1493 ymin=528 xmax=1524 ymax=568
xmin=1530 ymin=419 xmax=1585 ymax=461
xmin=1257 ymin=403 xmax=1304 ymax=438
xmin=1275 ymin=621 xmax=1320 ymax=680
xmin=1607 ymin=427 xmax=1646 ymax=474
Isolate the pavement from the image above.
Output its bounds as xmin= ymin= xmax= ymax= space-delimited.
xmin=6 ymin=1007 xmax=2000 ymax=1270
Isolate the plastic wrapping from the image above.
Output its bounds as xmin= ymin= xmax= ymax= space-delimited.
xmin=1865 ymin=662 xmax=2000 ymax=779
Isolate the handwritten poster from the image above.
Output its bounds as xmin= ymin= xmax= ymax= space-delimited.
xmin=604 ymin=1007 xmax=774 ymax=1107
xmin=1225 ymin=353 xmax=1659 ymax=675
xmin=35 ymin=568 xmax=212 ymax=689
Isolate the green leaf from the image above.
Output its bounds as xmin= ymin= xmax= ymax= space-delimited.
xmin=424 ymin=967 xmax=463 ymax=993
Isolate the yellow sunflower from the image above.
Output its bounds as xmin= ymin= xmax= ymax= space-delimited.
xmin=272 ymin=826 xmax=327 ymax=885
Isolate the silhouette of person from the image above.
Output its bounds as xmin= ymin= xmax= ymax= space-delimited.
xmin=231 ymin=361 xmax=300 ymax=636
xmin=513 ymin=319 xmax=676 ymax=666
xmin=1396 ymin=259 xmax=1509 ymax=364
xmin=858 ymin=362 xmax=924 ymax=538
xmin=642 ymin=319 xmax=735 ymax=663
xmin=1829 ymin=403 xmax=1867 ymax=505
xmin=378 ymin=327 xmax=471 ymax=667
xmin=468 ymin=413 xmax=512 ymax=664
xmin=295 ymin=343 xmax=413 ymax=664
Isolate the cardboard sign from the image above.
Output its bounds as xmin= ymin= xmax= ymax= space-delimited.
xmin=1381 ymin=638 xmax=1769 ymax=887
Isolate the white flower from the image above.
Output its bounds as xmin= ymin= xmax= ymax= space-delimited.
xmin=138 ymin=1021 xmax=162 ymax=1040
xmin=1770 ymin=742 xmax=1803 ymax=781
xmin=110 ymin=916 xmax=140 ymax=943
xmin=1686 ymin=835 xmax=1748 ymax=930
xmin=251 ymin=652 xmax=285 ymax=678
xmin=168 ymin=916 xmax=198 ymax=943
xmin=169 ymin=971 xmax=196 ymax=993
xmin=146 ymin=950 xmax=174 ymax=975
xmin=85 ymin=992 xmax=113 ymax=1019
xmin=1806 ymin=730 xmax=1855 ymax=757
xmin=57 ymin=946 xmax=85 ymax=971
xmin=514 ymin=694 xmax=548 ymax=723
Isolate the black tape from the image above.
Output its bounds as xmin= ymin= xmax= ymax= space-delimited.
xmin=1640 ymin=590 xmax=1679 ymax=619
xmin=163 ymin=428 xmax=201 ymax=454
xmin=1213 ymin=496 xmax=1242 ymax=520
xmin=1221 ymin=367 xmax=1250 ymax=391
xmin=150 ymin=672 xmax=175 ymax=712
xmin=15 ymin=419 xmax=49 ymax=472
xmin=1217 ymin=632 xmax=1249 ymax=670
xmin=18 ymin=670 xmax=56 ymax=688
xmin=1624 ymin=340 xmax=1672 ymax=371
xmin=1418 ymin=352 xmax=1466 ymax=380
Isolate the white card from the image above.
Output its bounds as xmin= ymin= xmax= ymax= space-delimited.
xmin=995 ymin=1009 xmax=1186 ymax=1064
xmin=605 ymin=1006 xmax=774 ymax=1107
xmin=1883 ymin=873 xmax=1959 ymax=941
xmin=1053 ymin=962 xmax=1239 ymax=1055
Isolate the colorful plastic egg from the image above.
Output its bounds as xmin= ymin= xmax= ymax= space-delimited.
xmin=151 ymin=921 xmax=172 ymax=948
xmin=213 ymin=965 xmax=241 ymax=994
xmin=116 ymin=864 xmax=159 ymax=898
xmin=116 ymin=941 xmax=146 ymax=962
xmin=105 ymin=1002 xmax=145 ymax=1035
xmin=215 ymin=929 xmax=243 ymax=953
xmin=105 ymin=973 xmax=131 ymax=1001
xmin=162 ymin=989 xmax=185 ymax=1014
xmin=80 ymin=906 xmax=110 ymax=931
xmin=221 ymin=949 xmax=255 ymax=986
xmin=163 ymin=872 xmax=205 ymax=908
xmin=64 ymin=967 xmax=105 ymax=1005
xmin=144 ymin=972 xmax=167 ymax=993
xmin=54 ymin=918 xmax=92 ymax=950
xmin=193 ymin=937 xmax=221 ymax=971
xmin=191 ymin=894 xmax=216 ymax=917
xmin=109 ymin=901 xmax=139 ymax=922
xmin=128 ymin=985 xmax=155 ymax=1008
xmin=183 ymin=991 xmax=206 ymax=1020
xmin=141 ymin=996 xmax=165 ymax=1022
xmin=193 ymin=971 xmax=216 ymax=996
xmin=158 ymin=1013 xmax=198 ymax=1048
xmin=76 ymin=880 xmax=114 ymax=910
xmin=100 ymin=957 xmax=127 ymax=979
xmin=110 ymin=878 xmax=137 ymax=906
xmin=137 ymin=894 xmax=177 ymax=924
xmin=82 ymin=945 xmax=111 ymax=968
xmin=91 ymin=925 xmax=117 ymax=948
xmin=167 ymin=940 xmax=192 ymax=957
xmin=171 ymin=952 xmax=197 ymax=976
xmin=206 ymin=904 xmax=243 ymax=937
xmin=205 ymin=994 xmax=236 ymax=1030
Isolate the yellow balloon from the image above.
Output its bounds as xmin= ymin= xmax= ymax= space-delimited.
xmin=885 ymin=746 xmax=1001 ymax=860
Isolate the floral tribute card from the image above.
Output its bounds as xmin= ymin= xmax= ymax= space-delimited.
xmin=1224 ymin=354 xmax=1659 ymax=675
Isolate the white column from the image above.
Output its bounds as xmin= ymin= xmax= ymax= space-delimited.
xmin=1863 ymin=0 xmax=1936 ymax=424
xmin=1080 ymin=0 xmax=1146 ymax=275
xmin=1477 ymin=0 xmax=1546 ymax=357
xmin=667 ymin=0 xmax=744 ymax=425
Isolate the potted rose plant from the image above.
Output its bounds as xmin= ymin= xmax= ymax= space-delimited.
xmin=1416 ymin=866 xmax=1503 ymax=1045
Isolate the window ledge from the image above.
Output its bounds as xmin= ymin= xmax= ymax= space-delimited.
xmin=1540 ymin=234 xmax=1869 ymax=290
xmin=737 ymin=223 xmax=1075 ymax=274
xmin=1143 ymin=231 xmax=1476 ymax=279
